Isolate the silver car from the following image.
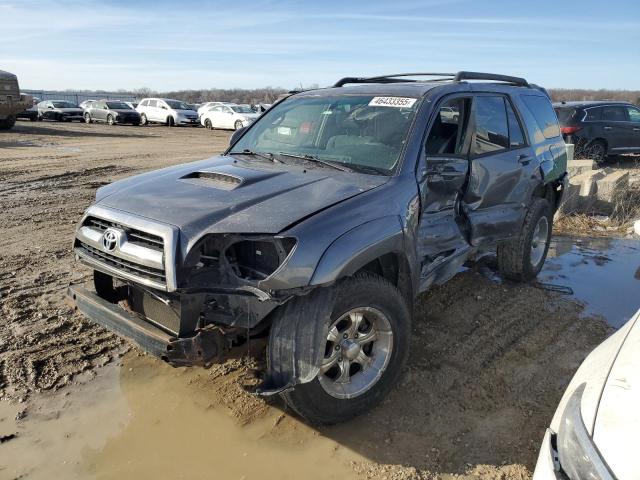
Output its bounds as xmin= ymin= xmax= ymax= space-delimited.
xmin=136 ymin=98 xmax=199 ymax=127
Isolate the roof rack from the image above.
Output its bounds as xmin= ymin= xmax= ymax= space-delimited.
xmin=333 ymin=71 xmax=530 ymax=88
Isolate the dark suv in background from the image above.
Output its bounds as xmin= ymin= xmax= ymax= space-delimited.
xmin=554 ymin=101 xmax=640 ymax=163
xmin=84 ymin=100 xmax=141 ymax=125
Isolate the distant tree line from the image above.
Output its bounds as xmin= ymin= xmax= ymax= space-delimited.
xmin=549 ymin=88 xmax=640 ymax=104
xmin=48 ymin=86 xmax=640 ymax=106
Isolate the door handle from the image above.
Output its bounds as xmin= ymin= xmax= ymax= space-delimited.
xmin=603 ymin=126 xmax=612 ymax=130
xmin=517 ymin=154 xmax=531 ymax=165
xmin=634 ymin=128 xmax=640 ymax=131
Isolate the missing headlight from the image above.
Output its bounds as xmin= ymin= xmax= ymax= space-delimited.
xmin=225 ymin=238 xmax=295 ymax=281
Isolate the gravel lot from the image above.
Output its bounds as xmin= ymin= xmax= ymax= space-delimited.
xmin=0 ymin=121 xmax=612 ymax=479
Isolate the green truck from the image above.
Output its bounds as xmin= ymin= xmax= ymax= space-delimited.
xmin=0 ymin=69 xmax=32 ymax=130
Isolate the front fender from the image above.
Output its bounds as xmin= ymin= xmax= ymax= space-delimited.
xmin=310 ymin=216 xmax=405 ymax=286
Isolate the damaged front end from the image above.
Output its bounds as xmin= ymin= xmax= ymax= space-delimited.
xmin=69 ymin=206 xmax=302 ymax=369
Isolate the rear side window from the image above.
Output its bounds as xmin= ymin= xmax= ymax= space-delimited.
xmin=505 ymin=101 xmax=526 ymax=148
xmin=521 ymin=95 xmax=560 ymax=139
xmin=627 ymin=106 xmax=640 ymax=123
xmin=602 ymin=106 xmax=628 ymax=121
xmin=554 ymin=107 xmax=577 ymax=124
xmin=584 ymin=107 xmax=602 ymax=121
xmin=472 ymin=96 xmax=509 ymax=155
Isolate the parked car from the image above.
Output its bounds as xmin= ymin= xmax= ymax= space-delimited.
xmin=254 ymin=103 xmax=272 ymax=113
xmin=533 ymin=307 xmax=640 ymax=480
xmin=16 ymin=95 xmax=40 ymax=121
xmin=553 ymin=101 xmax=640 ymax=163
xmin=79 ymin=100 xmax=98 ymax=110
xmin=0 ymin=70 xmax=32 ymax=130
xmin=84 ymin=100 xmax=141 ymax=125
xmin=200 ymin=103 xmax=260 ymax=130
xmin=124 ymin=101 xmax=138 ymax=110
xmin=197 ymin=101 xmax=226 ymax=117
xmin=37 ymin=100 xmax=84 ymax=122
xmin=136 ymin=98 xmax=199 ymax=126
xmin=68 ymin=71 xmax=567 ymax=425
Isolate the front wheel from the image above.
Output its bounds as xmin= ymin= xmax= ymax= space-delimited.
xmin=271 ymin=275 xmax=411 ymax=425
xmin=140 ymin=114 xmax=148 ymax=125
xmin=107 ymin=114 xmax=115 ymax=126
xmin=166 ymin=116 xmax=175 ymax=127
xmin=497 ymin=198 xmax=552 ymax=282
xmin=234 ymin=120 xmax=243 ymax=130
xmin=204 ymin=118 xmax=213 ymax=130
xmin=84 ymin=113 xmax=92 ymax=124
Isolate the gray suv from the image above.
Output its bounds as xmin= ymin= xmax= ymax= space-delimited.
xmin=68 ymin=71 xmax=567 ymax=424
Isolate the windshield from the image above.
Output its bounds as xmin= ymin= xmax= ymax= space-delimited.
xmin=231 ymin=105 xmax=254 ymax=113
xmin=106 ymin=101 xmax=131 ymax=109
xmin=165 ymin=100 xmax=191 ymax=110
xmin=231 ymin=95 xmax=419 ymax=174
xmin=52 ymin=101 xmax=77 ymax=108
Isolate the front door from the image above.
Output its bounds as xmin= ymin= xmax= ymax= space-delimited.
xmin=601 ymin=105 xmax=630 ymax=151
xmin=463 ymin=94 xmax=537 ymax=246
xmin=624 ymin=105 xmax=640 ymax=149
xmin=416 ymin=95 xmax=472 ymax=286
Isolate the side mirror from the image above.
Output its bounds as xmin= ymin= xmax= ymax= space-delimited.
xmin=161 ymin=105 xmax=167 ymax=110
xmin=47 ymin=105 xmax=54 ymax=109
xmin=229 ymin=126 xmax=247 ymax=146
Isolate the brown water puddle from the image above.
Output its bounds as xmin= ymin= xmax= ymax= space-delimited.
xmin=0 ymin=354 xmax=363 ymax=480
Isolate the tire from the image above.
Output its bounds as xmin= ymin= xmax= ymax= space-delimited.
xmin=587 ymin=140 xmax=607 ymax=164
xmin=132 ymin=122 xmax=140 ymax=126
xmin=234 ymin=120 xmax=243 ymax=131
xmin=29 ymin=115 xmax=37 ymax=122
xmin=167 ymin=116 xmax=175 ymax=127
xmin=84 ymin=113 xmax=92 ymax=124
xmin=204 ymin=118 xmax=213 ymax=130
xmin=107 ymin=114 xmax=115 ymax=126
xmin=271 ymin=274 xmax=411 ymax=425
xmin=0 ymin=115 xmax=16 ymax=130
xmin=140 ymin=114 xmax=148 ymax=125
xmin=497 ymin=198 xmax=552 ymax=282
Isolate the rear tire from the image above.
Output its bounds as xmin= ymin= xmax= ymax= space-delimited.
xmin=0 ymin=115 xmax=16 ymax=130
xmin=84 ymin=113 xmax=92 ymax=124
xmin=271 ymin=275 xmax=411 ymax=425
xmin=107 ymin=114 xmax=115 ymax=126
xmin=497 ymin=198 xmax=552 ymax=282
xmin=587 ymin=140 xmax=607 ymax=164
xmin=140 ymin=114 xmax=148 ymax=125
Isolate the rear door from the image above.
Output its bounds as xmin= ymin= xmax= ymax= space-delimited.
xmin=463 ymin=93 xmax=536 ymax=246
xmin=601 ymin=105 xmax=630 ymax=150
xmin=94 ymin=101 xmax=107 ymax=121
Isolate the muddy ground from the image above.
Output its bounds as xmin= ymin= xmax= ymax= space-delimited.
xmin=0 ymin=121 xmax=615 ymax=479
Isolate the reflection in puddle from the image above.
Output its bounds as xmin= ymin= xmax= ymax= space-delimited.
xmin=0 ymin=355 xmax=363 ymax=480
xmin=541 ymin=236 xmax=640 ymax=328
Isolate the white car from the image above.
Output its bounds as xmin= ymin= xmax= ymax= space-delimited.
xmin=533 ymin=307 xmax=640 ymax=480
xmin=136 ymin=98 xmax=199 ymax=127
xmin=197 ymin=101 xmax=228 ymax=117
xmin=199 ymin=103 xmax=260 ymax=130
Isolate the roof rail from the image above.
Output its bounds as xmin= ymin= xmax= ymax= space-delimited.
xmin=453 ymin=71 xmax=529 ymax=87
xmin=334 ymin=73 xmax=455 ymax=87
xmin=333 ymin=71 xmax=531 ymax=88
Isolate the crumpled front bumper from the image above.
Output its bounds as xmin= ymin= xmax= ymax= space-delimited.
xmin=67 ymin=284 xmax=228 ymax=367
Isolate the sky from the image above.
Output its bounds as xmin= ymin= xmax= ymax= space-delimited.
xmin=1 ymin=0 xmax=639 ymax=92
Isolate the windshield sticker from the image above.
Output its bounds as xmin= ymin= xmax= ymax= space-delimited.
xmin=369 ymin=97 xmax=417 ymax=108
xmin=277 ymin=126 xmax=292 ymax=136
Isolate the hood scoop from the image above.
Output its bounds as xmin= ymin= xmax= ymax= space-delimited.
xmin=180 ymin=171 xmax=244 ymax=190
xmin=178 ymin=164 xmax=285 ymax=191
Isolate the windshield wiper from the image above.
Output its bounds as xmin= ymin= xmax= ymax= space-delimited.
xmin=277 ymin=152 xmax=353 ymax=172
xmin=229 ymin=149 xmax=281 ymax=163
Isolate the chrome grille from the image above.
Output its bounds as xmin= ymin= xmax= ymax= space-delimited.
xmin=86 ymin=216 xmax=163 ymax=251
xmin=77 ymin=242 xmax=166 ymax=284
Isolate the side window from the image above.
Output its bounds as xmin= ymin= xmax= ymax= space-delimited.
xmin=425 ymin=97 xmax=471 ymax=155
xmin=521 ymin=95 xmax=561 ymax=139
xmin=472 ymin=96 xmax=509 ymax=155
xmin=213 ymin=106 xmax=223 ymax=112
xmin=602 ymin=106 xmax=628 ymax=122
xmin=505 ymin=100 xmax=526 ymax=148
xmin=627 ymin=106 xmax=640 ymax=123
xmin=139 ymin=100 xmax=148 ymax=107
xmin=148 ymin=100 xmax=158 ymax=108
xmin=584 ymin=107 xmax=602 ymax=121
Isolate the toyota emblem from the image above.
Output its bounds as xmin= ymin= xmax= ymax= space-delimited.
xmin=102 ymin=228 xmax=119 ymax=252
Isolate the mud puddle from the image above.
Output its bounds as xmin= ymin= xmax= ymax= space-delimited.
xmin=0 ymin=354 xmax=364 ymax=480
xmin=540 ymin=236 xmax=640 ymax=328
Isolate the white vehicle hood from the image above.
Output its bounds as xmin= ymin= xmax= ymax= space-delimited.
xmin=593 ymin=311 xmax=640 ymax=479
